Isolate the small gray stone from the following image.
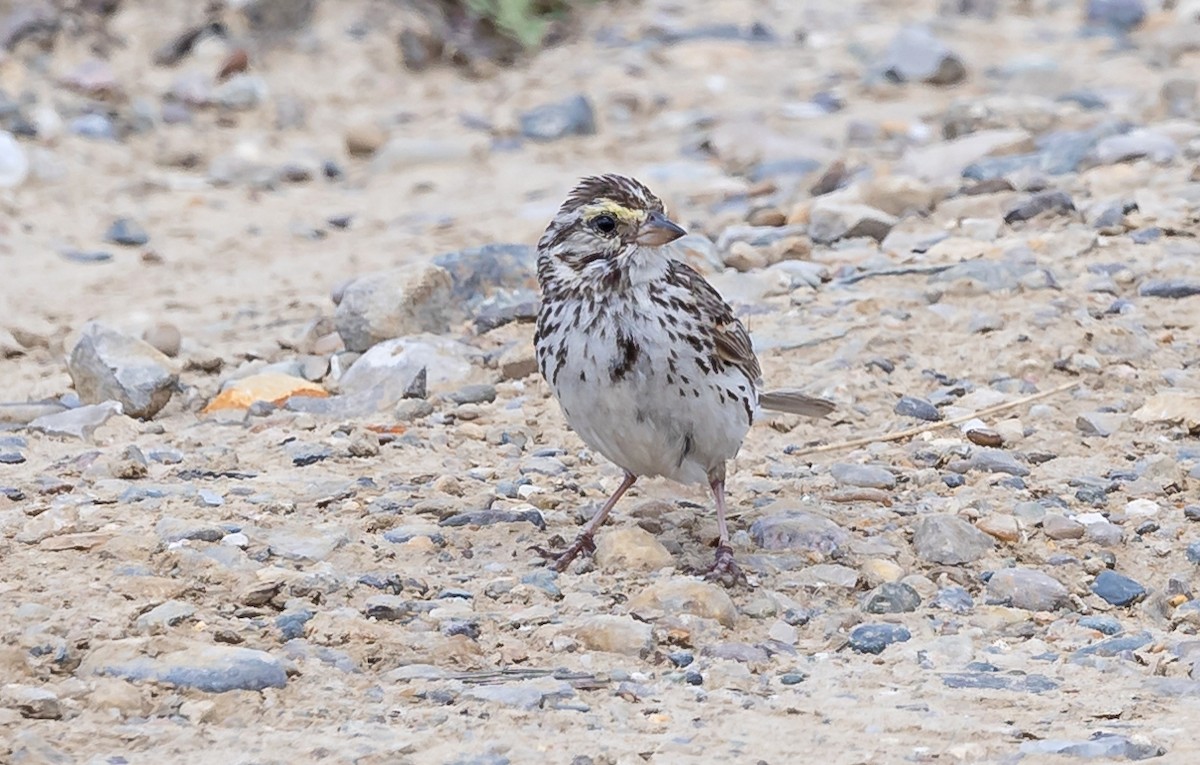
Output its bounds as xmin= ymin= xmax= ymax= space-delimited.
xmin=942 ymin=672 xmax=1059 ymax=693
xmin=67 ymin=322 xmax=178 ymax=419
xmin=1139 ymin=279 xmax=1200 ymax=299
xmin=880 ymin=26 xmax=966 ymax=86
xmin=335 ymin=335 xmax=475 ymax=413
xmin=440 ymin=509 xmax=545 ymax=530
xmin=895 ymin=395 xmax=940 ymax=421
xmin=1076 ymin=412 xmax=1125 ymax=437
xmin=81 ymin=640 xmax=287 ymax=692
xmin=104 ymin=218 xmax=149 ymax=246
xmin=931 ymin=585 xmax=974 ymax=614
xmin=519 ymin=95 xmax=596 ymax=141
xmin=970 ymin=448 xmax=1029 ymax=476
xmin=750 ymin=510 xmax=849 ymax=556
xmin=863 ymin=582 xmax=921 ymax=613
xmin=1091 ymin=129 xmax=1176 ymax=165
xmin=985 ymin=567 xmax=1069 ymax=611
xmin=264 ymin=527 xmax=348 ymax=561
xmin=449 ymin=384 xmax=497 ymax=405
xmin=156 ymin=517 xmax=225 ymax=543
xmin=808 ymin=202 xmax=897 ymax=244
xmin=830 ymin=463 xmax=896 ymax=490
xmin=1091 ymin=570 xmax=1146 ymax=607
xmin=136 ymin=600 xmax=196 ymax=631
xmin=1019 ymin=735 xmax=1164 ymax=760
xmin=1043 ymin=513 xmax=1085 ymax=540
xmin=1085 ymin=0 xmax=1146 ymax=31
xmin=1079 ymin=615 xmax=1122 ymax=635
xmin=849 ymin=623 xmax=912 ymax=654
xmin=1004 ymin=190 xmax=1075 ymax=224
xmin=912 ymin=514 xmax=994 ymax=564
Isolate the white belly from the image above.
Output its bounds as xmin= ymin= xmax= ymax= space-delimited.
xmin=538 ymin=291 xmax=754 ymax=485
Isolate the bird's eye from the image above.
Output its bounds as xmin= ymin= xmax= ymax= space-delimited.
xmin=592 ymin=214 xmax=617 ymax=234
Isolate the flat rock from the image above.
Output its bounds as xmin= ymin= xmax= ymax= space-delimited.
xmin=808 ymin=201 xmax=897 ymax=244
xmin=569 ymin=615 xmax=653 ymax=656
xmin=1133 ymin=392 xmax=1200 ymax=431
xmin=335 ymin=335 xmax=476 ymax=412
xmin=67 ymin=322 xmax=178 ymax=419
xmin=334 ymin=265 xmax=455 ymax=352
xmin=136 ymin=600 xmax=196 ymax=632
xmin=204 ymin=373 xmax=327 ymax=413
xmin=628 ymin=578 xmax=737 ymax=627
xmin=1019 ymin=734 xmax=1164 ymax=760
xmin=976 ymin=514 xmax=1021 ymax=542
xmin=80 ymin=639 xmax=287 ymax=692
xmin=594 ymin=527 xmax=673 ymax=572
xmin=1092 ymin=570 xmax=1146 ymax=607
xmin=2 ymin=684 xmax=62 ymax=719
xmin=912 ymin=514 xmax=995 ymax=564
xmin=750 ymin=510 xmax=849 ymax=556
xmin=463 ymin=679 xmax=574 ymax=710
xmin=830 ymin=463 xmax=896 ymax=490
xmin=519 ymin=94 xmax=596 ymax=141
xmin=27 ymin=401 xmax=124 ymax=440
xmin=985 ymin=567 xmax=1069 ymax=611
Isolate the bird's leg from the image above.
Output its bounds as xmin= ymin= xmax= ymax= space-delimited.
xmin=533 ymin=472 xmax=637 ymax=572
xmin=705 ymin=473 xmax=745 ymax=586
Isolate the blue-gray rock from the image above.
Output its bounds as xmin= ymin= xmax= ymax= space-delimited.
xmin=931 ymin=585 xmax=974 ymax=614
xmin=67 ymin=322 xmax=178 ymax=419
xmin=440 ymin=509 xmax=545 ymax=530
xmin=431 ymin=243 xmax=537 ymax=308
xmin=912 ymin=514 xmax=994 ymax=564
xmin=69 ymin=113 xmax=116 ymax=140
xmin=985 ymin=567 xmax=1069 ymax=611
xmin=276 ymin=609 xmax=314 ymax=641
xmin=962 ymin=153 xmax=1041 ymax=181
xmin=449 ymin=384 xmax=497 ymax=405
xmin=750 ymin=510 xmax=849 ymax=556
xmin=81 ymin=640 xmax=287 ymax=692
xmin=942 ymin=672 xmax=1059 ymax=693
xmin=519 ymin=95 xmax=596 ymax=141
xmin=849 ymin=623 xmax=911 ymax=654
xmin=1085 ymin=0 xmax=1146 ymax=31
xmin=287 ymin=442 xmax=330 ymax=466
xmin=863 ymin=582 xmax=921 ymax=614
xmin=0 ymin=449 xmax=24 ymax=464
xmin=382 ymin=525 xmax=445 ymax=546
xmin=668 ymin=650 xmax=694 ymax=667
xmin=879 ymin=26 xmax=966 ymax=86
xmin=970 ymin=448 xmax=1030 ymax=477
xmin=463 ymin=679 xmax=574 ymax=710
xmin=1020 ymin=734 xmax=1163 ymax=760
xmin=104 ymin=218 xmax=149 ymax=246
xmin=1073 ymin=631 xmax=1152 ymax=659
xmin=1139 ymin=280 xmax=1200 ymax=299
xmin=1004 ymin=190 xmax=1075 ymax=224
xmin=61 ymin=249 xmax=113 ymax=263
xmin=1187 ymin=542 xmax=1200 ymax=563
xmin=830 ymin=463 xmax=896 ymax=490
xmin=894 ymin=395 xmax=940 ymax=421
xmin=1079 ymin=615 xmax=1122 ymax=635
xmin=1092 ymin=570 xmax=1146 ymax=606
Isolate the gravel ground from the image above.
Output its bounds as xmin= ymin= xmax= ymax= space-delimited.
xmin=2 ymin=0 xmax=1200 ymax=763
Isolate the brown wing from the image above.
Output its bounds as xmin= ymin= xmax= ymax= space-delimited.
xmin=669 ymin=261 xmax=762 ymax=384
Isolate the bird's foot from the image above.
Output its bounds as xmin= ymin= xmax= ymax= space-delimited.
xmin=704 ymin=544 xmax=746 ymax=587
xmin=530 ymin=533 xmax=597 ymax=573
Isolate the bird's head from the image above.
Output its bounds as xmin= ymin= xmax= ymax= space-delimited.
xmin=536 ymin=174 xmax=687 ymax=274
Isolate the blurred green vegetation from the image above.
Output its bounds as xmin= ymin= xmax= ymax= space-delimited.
xmin=463 ymin=0 xmax=590 ymax=50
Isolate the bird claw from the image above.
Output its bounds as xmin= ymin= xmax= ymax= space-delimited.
xmin=704 ymin=544 xmax=746 ymax=587
xmin=529 ymin=533 xmax=596 ymax=573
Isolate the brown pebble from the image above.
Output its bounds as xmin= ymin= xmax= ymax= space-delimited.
xmin=966 ymin=428 xmax=1003 ymax=447
xmin=217 ymin=48 xmax=250 ymax=82
xmin=828 ymin=488 xmax=893 ymax=505
xmin=747 ymin=207 xmax=786 ymax=227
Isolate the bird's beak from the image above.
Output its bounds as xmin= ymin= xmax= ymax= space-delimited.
xmin=635 ymin=211 xmax=687 ymax=246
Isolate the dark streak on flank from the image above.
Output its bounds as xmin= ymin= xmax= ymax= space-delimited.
xmin=610 ymin=332 xmax=641 ymax=382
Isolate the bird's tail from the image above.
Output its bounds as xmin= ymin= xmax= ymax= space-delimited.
xmin=759 ymin=389 xmax=835 ymax=418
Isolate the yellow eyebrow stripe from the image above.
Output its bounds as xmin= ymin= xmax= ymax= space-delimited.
xmin=582 ymin=199 xmax=645 ymax=225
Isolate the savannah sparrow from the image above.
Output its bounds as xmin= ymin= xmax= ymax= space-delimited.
xmin=533 ymin=174 xmax=834 ymax=583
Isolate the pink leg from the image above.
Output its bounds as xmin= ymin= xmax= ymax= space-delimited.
xmin=705 ymin=476 xmax=744 ymax=585
xmin=533 ymin=472 xmax=637 ymax=573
